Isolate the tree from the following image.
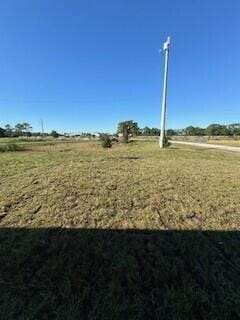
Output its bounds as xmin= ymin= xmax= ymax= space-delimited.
xmin=15 ymin=123 xmax=24 ymax=135
xmin=123 ymin=125 xmax=129 ymax=143
xmin=228 ymin=123 xmax=240 ymax=136
xmin=117 ymin=120 xmax=140 ymax=143
xmin=140 ymin=127 xmax=160 ymax=136
xmin=206 ymin=124 xmax=230 ymax=136
xmin=176 ymin=129 xmax=185 ymax=136
xmin=14 ymin=123 xmax=32 ymax=136
xmin=0 ymin=127 xmax=6 ymax=137
xmin=142 ymin=126 xmax=151 ymax=136
xmin=51 ymin=130 xmax=60 ymax=138
xmin=166 ymin=129 xmax=177 ymax=136
xmin=22 ymin=123 xmax=32 ymax=136
xmin=183 ymin=126 xmax=206 ymax=136
xmin=150 ymin=128 xmax=160 ymax=136
xmin=194 ymin=127 xmax=206 ymax=136
xmin=117 ymin=121 xmax=139 ymax=136
xmin=5 ymin=124 xmax=12 ymax=137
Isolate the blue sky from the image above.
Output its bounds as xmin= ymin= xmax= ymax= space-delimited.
xmin=0 ymin=0 xmax=240 ymax=133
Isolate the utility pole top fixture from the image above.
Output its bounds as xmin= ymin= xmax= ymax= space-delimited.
xmin=163 ymin=36 xmax=170 ymax=51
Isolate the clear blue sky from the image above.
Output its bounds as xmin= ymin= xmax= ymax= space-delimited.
xmin=0 ymin=0 xmax=240 ymax=133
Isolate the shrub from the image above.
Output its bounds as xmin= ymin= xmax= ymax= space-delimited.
xmin=101 ymin=135 xmax=112 ymax=148
xmin=0 ymin=143 xmax=24 ymax=152
xmin=51 ymin=130 xmax=60 ymax=138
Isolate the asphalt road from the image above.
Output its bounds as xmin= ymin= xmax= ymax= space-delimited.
xmin=171 ymin=140 xmax=240 ymax=153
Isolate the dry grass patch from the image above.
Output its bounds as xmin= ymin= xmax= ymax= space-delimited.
xmin=1 ymin=141 xmax=240 ymax=230
xmin=208 ymin=139 xmax=240 ymax=147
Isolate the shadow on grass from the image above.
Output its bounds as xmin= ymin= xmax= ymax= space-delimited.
xmin=1 ymin=228 xmax=240 ymax=319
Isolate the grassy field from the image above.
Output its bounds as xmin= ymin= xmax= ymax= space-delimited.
xmin=1 ymin=140 xmax=240 ymax=319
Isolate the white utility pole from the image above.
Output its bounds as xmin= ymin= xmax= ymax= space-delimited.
xmin=159 ymin=36 xmax=170 ymax=148
xmin=40 ymin=119 xmax=44 ymax=135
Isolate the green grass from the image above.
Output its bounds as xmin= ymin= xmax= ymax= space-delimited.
xmin=0 ymin=142 xmax=25 ymax=152
xmin=1 ymin=141 xmax=240 ymax=319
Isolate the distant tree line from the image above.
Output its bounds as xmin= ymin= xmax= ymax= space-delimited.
xmin=0 ymin=123 xmax=33 ymax=137
xmin=0 ymin=123 xmax=101 ymax=139
xmin=117 ymin=121 xmax=240 ymax=137
xmin=0 ymin=123 xmax=61 ymax=138
xmin=178 ymin=124 xmax=240 ymax=136
xmin=1 ymin=121 xmax=240 ymax=139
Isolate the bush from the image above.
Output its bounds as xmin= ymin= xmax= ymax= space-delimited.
xmin=0 ymin=143 xmax=24 ymax=152
xmin=51 ymin=130 xmax=60 ymax=138
xmin=101 ymin=135 xmax=112 ymax=148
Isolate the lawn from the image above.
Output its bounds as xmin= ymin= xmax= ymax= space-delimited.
xmin=1 ymin=141 xmax=240 ymax=319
